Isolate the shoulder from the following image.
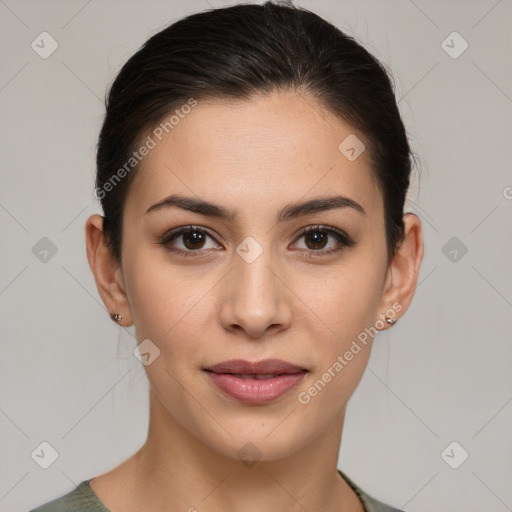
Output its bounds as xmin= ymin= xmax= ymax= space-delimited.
xmin=338 ymin=470 xmax=405 ymax=512
xmin=28 ymin=480 xmax=110 ymax=512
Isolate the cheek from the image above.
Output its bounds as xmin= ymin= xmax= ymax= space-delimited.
xmin=123 ymin=249 xmax=217 ymax=363
xmin=123 ymin=257 xmax=212 ymax=418
xmin=292 ymin=271 xmax=381 ymax=417
xmin=295 ymin=260 xmax=383 ymax=344
xmin=291 ymin=259 xmax=384 ymax=400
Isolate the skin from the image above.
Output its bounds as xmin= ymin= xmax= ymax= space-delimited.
xmin=85 ymin=90 xmax=423 ymax=512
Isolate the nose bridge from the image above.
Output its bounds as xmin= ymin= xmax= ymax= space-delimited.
xmin=235 ymin=237 xmax=278 ymax=309
xmin=237 ymin=242 xmax=276 ymax=303
xmin=219 ymin=236 xmax=292 ymax=338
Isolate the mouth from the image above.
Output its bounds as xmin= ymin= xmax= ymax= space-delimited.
xmin=214 ymin=373 xmax=299 ymax=380
xmin=204 ymin=358 xmax=308 ymax=375
xmin=203 ymin=359 xmax=309 ymax=404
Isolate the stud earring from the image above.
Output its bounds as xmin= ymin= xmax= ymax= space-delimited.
xmin=111 ymin=313 xmax=122 ymax=322
xmin=385 ymin=317 xmax=396 ymax=325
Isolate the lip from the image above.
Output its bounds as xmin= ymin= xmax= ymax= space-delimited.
xmin=204 ymin=359 xmax=308 ymax=405
xmin=205 ymin=358 xmax=306 ymax=375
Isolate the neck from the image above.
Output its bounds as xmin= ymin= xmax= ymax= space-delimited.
xmin=95 ymin=387 xmax=363 ymax=512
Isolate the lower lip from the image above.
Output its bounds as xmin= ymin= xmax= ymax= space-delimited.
xmin=205 ymin=371 xmax=307 ymax=404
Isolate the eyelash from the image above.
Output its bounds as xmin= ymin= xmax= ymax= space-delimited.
xmin=158 ymin=224 xmax=355 ymax=259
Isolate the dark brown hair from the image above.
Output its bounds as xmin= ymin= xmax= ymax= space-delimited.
xmin=95 ymin=0 xmax=416 ymax=264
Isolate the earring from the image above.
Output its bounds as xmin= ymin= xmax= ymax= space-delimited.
xmin=385 ymin=317 xmax=396 ymax=325
xmin=111 ymin=313 xmax=122 ymax=322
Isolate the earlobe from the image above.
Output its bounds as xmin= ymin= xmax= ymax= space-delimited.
xmin=377 ymin=212 xmax=424 ymax=329
xmin=85 ymin=214 xmax=133 ymax=326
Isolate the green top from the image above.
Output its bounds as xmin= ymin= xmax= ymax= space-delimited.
xmin=28 ymin=470 xmax=404 ymax=512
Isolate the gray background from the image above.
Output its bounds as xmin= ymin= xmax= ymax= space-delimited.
xmin=1 ymin=0 xmax=511 ymax=511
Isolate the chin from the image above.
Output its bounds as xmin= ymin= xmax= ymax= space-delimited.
xmin=199 ymin=416 xmax=315 ymax=465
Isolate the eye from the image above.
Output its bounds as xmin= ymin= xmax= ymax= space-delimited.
xmin=158 ymin=224 xmax=355 ymax=259
xmin=158 ymin=225 xmax=222 ymax=257
xmin=291 ymin=225 xmax=355 ymax=257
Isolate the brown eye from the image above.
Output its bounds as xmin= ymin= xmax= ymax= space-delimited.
xmin=181 ymin=229 xmax=207 ymax=250
xmin=292 ymin=225 xmax=355 ymax=257
xmin=303 ymin=230 xmax=329 ymax=250
xmin=159 ymin=226 xmax=222 ymax=257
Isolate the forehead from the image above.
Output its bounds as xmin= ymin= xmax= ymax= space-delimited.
xmin=124 ymin=91 xmax=382 ymax=221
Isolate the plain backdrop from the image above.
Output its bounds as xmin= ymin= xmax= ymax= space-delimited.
xmin=1 ymin=1 xmax=511 ymax=511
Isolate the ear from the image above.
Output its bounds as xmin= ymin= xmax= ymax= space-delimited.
xmin=85 ymin=214 xmax=133 ymax=326
xmin=377 ymin=212 xmax=424 ymax=328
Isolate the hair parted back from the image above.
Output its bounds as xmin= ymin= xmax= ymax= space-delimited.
xmin=95 ymin=0 xmax=416 ymax=264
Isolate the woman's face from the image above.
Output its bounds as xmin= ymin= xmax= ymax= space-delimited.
xmin=108 ymin=91 xmax=401 ymax=460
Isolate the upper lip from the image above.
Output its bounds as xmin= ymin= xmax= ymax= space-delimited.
xmin=204 ymin=359 xmax=307 ymax=375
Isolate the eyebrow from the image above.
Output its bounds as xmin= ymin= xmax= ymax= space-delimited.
xmin=145 ymin=193 xmax=366 ymax=221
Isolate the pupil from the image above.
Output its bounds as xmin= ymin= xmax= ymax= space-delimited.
xmin=181 ymin=230 xmax=328 ymax=251
xmin=306 ymin=231 xmax=326 ymax=250
xmin=184 ymin=230 xmax=205 ymax=249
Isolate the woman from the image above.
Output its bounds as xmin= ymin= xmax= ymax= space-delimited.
xmin=30 ymin=1 xmax=423 ymax=511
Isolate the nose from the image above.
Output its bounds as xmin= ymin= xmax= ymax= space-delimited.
xmin=219 ymin=246 xmax=293 ymax=339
